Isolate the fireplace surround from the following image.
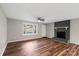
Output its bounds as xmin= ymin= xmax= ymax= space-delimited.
xmin=54 ymin=20 xmax=70 ymax=43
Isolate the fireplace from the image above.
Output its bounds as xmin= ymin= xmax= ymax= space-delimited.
xmin=57 ymin=31 xmax=66 ymax=39
xmin=54 ymin=20 xmax=70 ymax=43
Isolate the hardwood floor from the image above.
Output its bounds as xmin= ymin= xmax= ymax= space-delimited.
xmin=3 ymin=38 xmax=79 ymax=56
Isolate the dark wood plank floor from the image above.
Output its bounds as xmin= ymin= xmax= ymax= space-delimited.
xmin=3 ymin=38 xmax=79 ymax=56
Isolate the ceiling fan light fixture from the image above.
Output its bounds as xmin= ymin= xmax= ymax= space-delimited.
xmin=38 ymin=20 xmax=41 ymax=22
xmin=37 ymin=17 xmax=45 ymax=22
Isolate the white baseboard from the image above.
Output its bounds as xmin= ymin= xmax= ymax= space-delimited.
xmin=8 ymin=37 xmax=42 ymax=43
xmin=70 ymin=41 xmax=79 ymax=45
xmin=0 ymin=43 xmax=7 ymax=56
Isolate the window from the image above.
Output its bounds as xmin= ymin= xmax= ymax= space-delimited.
xmin=23 ymin=23 xmax=38 ymax=35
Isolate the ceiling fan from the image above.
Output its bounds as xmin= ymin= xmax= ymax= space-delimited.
xmin=37 ymin=17 xmax=45 ymax=22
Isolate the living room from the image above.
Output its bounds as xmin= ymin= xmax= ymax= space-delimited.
xmin=0 ymin=3 xmax=79 ymax=56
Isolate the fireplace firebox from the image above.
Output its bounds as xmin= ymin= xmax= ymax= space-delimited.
xmin=57 ymin=32 xmax=66 ymax=39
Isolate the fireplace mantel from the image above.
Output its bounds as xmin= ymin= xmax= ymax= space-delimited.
xmin=54 ymin=27 xmax=68 ymax=30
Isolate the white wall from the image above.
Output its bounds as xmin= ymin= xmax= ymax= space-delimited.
xmin=41 ymin=24 xmax=46 ymax=37
xmin=70 ymin=19 xmax=79 ymax=44
xmin=0 ymin=8 xmax=7 ymax=56
xmin=46 ymin=19 xmax=79 ymax=45
xmin=46 ymin=23 xmax=54 ymax=38
xmin=7 ymin=19 xmax=46 ymax=42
